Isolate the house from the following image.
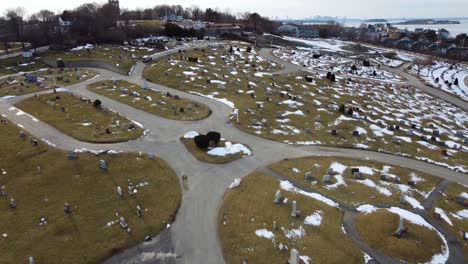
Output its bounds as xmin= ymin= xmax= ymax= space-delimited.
xmin=387 ymin=28 xmax=404 ymax=39
xmin=395 ymin=37 xmax=414 ymax=49
xmin=278 ymin=24 xmax=298 ymax=37
xmin=161 ymin=15 xmax=184 ymax=22
xmin=438 ymin=28 xmax=450 ymax=40
xmin=53 ymin=16 xmax=73 ymax=35
xmin=278 ymin=24 xmax=319 ymax=38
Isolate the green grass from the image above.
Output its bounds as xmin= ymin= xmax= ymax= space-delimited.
xmin=0 ymin=57 xmax=49 ymax=77
xmin=15 ymin=92 xmax=144 ymax=143
xmin=355 ymin=210 xmax=443 ymax=263
xmin=44 ymin=46 xmax=159 ymax=73
xmin=268 ymin=156 xmax=441 ymax=208
xmin=432 ymin=183 xmax=468 ymax=259
xmin=0 ymin=68 xmax=97 ymax=97
xmin=0 ymin=119 xmax=181 ymax=264
xmin=142 ymin=44 xmax=467 ymax=169
xmin=88 ymin=80 xmax=211 ymax=121
xmin=220 ymin=171 xmax=364 ymax=264
xmin=180 ymin=137 xmax=250 ymax=164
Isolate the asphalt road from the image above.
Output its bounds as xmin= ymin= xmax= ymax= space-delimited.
xmin=0 ymin=46 xmax=467 ymax=264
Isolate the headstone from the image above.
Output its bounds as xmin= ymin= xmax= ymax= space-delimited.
xmin=64 ymin=203 xmax=72 ymax=214
xmin=393 ymin=217 xmax=408 ymax=238
xmin=29 ymin=256 xmax=35 ymax=264
xmin=305 ymin=128 xmax=312 ymax=134
xmin=117 ymin=186 xmax=123 ymax=197
xmin=289 ymin=249 xmax=300 ymax=264
xmin=1 ymin=185 xmax=7 ymax=196
xmin=304 ymin=172 xmax=313 ymax=181
xmin=353 ymin=172 xmax=362 ymax=179
xmin=291 ymin=200 xmax=297 ymax=217
xmin=9 ymin=198 xmax=16 ymax=209
xmin=407 ymin=180 xmax=416 ymax=187
xmin=136 ymin=205 xmax=143 ymax=217
xmin=274 ymin=190 xmax=281 ymax=204
xmin=99 ymin=160 xmax=108 ymax=171
xmin=399 ymin=196 xmax=407 ymax=204
xmin=380 ymin=174 xmax=388 ymax=181
xmin=327 ymin=168 xmax=334 ymax=175
xmin=322 ymin=174 xmax=331 ymax=184
xmin=67 ymin=151 xmax=78 ymax=159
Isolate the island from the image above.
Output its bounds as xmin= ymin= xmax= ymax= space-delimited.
xmin=396 ymin=19 xmax=460 ymax=25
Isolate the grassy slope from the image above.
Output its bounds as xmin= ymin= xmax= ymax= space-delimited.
xmin=0 ymin=57 xmax=49 ymax=77
xmin=43 ymin=47 xmax=157 ymax=73
xmin=0 ymin=69 xmax=97 ymax=97
xmin=0 ymin=120 xmax=181 ymax=264
xmin=268 ymin=157 xmax=441 ymax=208
xmin=88 ymin=80 xmax=211 ymax=121
xmin=15 ymin=92 xmax=144 ymax=143
xmin=220 ymin=171 xmax=363 ymax=264
xmin=142 ymin=46 xmax=467 ymax=169
xmin=355 ymin=210 xmax=443 ymax=263
xmin=432 ymin=183 xmax=468 ymax=259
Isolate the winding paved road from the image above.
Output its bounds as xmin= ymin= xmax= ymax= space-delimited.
xmin=0 ymin=45 xmax=467 ymax=264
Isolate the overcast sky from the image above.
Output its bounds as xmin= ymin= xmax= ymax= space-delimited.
xmin=2 ymin=0 xmax=468 ymax=19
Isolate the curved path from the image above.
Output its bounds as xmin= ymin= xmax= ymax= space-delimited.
xmin=1 ymin=46 xmax=467 ymax=264
xmin=261 ymin=48 xmax=468 ymax=111
xmin=382 ymin=63 xmax=468 ymax=111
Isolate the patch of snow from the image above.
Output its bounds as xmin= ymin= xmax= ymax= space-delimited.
xmin=434 ymin=207 xmax=453 ymax=226
xmin=255 ymin=229 xmax=275 ymax=240
xmin=183 ymin=131 xmax=199 ymax=139
xmin=280 ymin=180 xmax=340 ymax=208
xmin=304 ymin=210 xmax=323 ymax=226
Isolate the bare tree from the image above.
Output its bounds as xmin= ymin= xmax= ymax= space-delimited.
xmin=5 ymin=7 xmax=26 ymax=48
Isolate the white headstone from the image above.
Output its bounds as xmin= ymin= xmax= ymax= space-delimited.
xmin=274 ymin=190 xmax=281 ymax=204
xmin=291 ymin=200 xmax=297 ymax=217
xmin=289 ymin=249 xmax=300 ymax=264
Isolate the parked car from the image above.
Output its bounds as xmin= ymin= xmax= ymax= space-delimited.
xmin=142 ymin=56 xmax=152 ymax=63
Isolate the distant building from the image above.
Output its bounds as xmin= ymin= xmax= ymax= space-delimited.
xmin=53 ymin=16 xmax=73 ymax=35
xmin=161 ymin=15 xmax=184 ymax=22
xmin=205 ymin=24 xmax=241 ymax=37
xmin=278 ymin=24 xmax=319 ymax=38
xmin=438 ymin=28 xmax=450 ymax=40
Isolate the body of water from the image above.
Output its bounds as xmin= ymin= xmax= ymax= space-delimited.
xmin=343 ymin=19 xmax=468 ymax=37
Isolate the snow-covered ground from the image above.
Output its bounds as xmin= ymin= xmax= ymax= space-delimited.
xmin=410 ymin=61 xmax=468 ymax=101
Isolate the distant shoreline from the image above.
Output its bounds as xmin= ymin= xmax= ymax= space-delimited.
xmin=395 ymin=19 xmax=460 ymax=25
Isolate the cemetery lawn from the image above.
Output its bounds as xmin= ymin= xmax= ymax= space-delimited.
xmin=44 ymin=46 xmax=158 ymax=73
xmin=14 ymin=92 xmax=144 ymax=143
xmin=142 ymin=43 xmax=468 ymax=170
xmin=355 ymin=210 xmax=444 ymax=263
xmin=431 ymin=183 xmax=468 ymax=259
xmin=88 ymin=80 xmax=212 ymax=121
xmin=0 ymin=120 xmax=181 ymax=264
xmin=268 ymin=157 xmax=441 ymax=208
xmin=0 ymin=57 xmax=49 ymax=77
xmin=219 ymin=171 xmax=364 ymax=264
xmin=0 ymin=68 xmax=97 ymax=97
xmin=180 ymin=137 xmax=251 ymax=164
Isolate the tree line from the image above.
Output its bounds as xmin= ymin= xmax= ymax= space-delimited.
xmin=0 ymin=3 xmax=278 ymax=51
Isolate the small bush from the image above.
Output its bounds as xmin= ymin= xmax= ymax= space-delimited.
xmin=93 ymin=99 xmax=102 ymax=108
xmin=194 ymin=135 xmax=210 ymax=149
xmin=207 ymin=131 xmax=221 ymax=144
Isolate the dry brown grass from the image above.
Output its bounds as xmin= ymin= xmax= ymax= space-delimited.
xmin=0 ymin=119 xmax=181 ymax=264
xmin=355 ymin=210 xmax=443 ymax=263
xmin=220 ymin=171 xmax=364 ymax=264
xmin=142 ymin=44 xmax=467 ymax=169
xmin=432 ymin=183 xmax=468 ymax=259
xmin=268 ymin=156 xmax=441 ymax=208
xmin=88 ymin=80 xmax=211 ymax=121
xmin=14 ymin=92 xmax=144 ymax=143
xmin=0 ymin=68 xmax=97 ymax=97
